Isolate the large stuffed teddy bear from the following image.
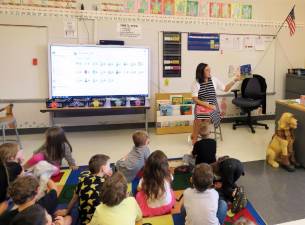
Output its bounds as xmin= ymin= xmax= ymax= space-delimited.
xmin=266 ymin=112 xmax=299 ymax=172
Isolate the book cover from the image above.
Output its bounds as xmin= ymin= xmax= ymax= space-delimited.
xmin=124 ymin=0 xmax=137 ymax=13
xmin=150 ymin=0 xmax=162 ymax=14
xmin=183 ymin=98 xmax=194 ymax=104
xmin=221 ymin=3 xmax=231 ymax=18
xmin=171 ymin=96 xmax=184 ymax=105
xmin=196 ymin=105 xmax=213 ymax=114
xmin=160 ymin=104 xmax=174 ymax=116
xmin=241 ymin=4 xmax=252 ymax=19
xmin=198 ymin=0 xmax=208 ymax=17
xmin=180 ymin=105 xmax=193 ymax=115
xmin=162 ymin=121 xmax=170 ymax=127
xmin=209 ymin=2 xmax=221 ymax=18
xmin=175 ymin=0 xmax=186 ymax=16
xmin=162 ymin=0 xmax=175 ymax=15
xmin=231 ymin=3 xmax=241 ymax=19
xmin=138 ymin=0 xmax=150 ymax=13
xmin=157 ymin=100 xmax=171 ymax=110
xmin=186 ymin=0 xmax=198 ymax=17
xmin=240 ymin=64 xmax=252 ymax=76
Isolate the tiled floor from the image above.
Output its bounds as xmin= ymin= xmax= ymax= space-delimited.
xmin=12 ymin=120 xmax=305 ymax=224
xmin=239 ymin=160 xmax=305 ymax=225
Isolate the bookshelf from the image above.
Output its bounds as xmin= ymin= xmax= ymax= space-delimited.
xmin=163 ymin=32 xmax=182 ymax=78
xmin=155 ymin=93 xmax=194 ymax=135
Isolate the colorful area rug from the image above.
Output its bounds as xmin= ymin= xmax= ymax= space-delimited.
xmin=53 ymin=162 xmax=266 ymax=225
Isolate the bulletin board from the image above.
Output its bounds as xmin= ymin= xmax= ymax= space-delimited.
xmin=159 ymin=32 xmax=276 ymax=95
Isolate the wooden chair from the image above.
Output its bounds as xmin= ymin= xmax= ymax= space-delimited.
xmin=0 ymin=104 xmax=22 ymax=148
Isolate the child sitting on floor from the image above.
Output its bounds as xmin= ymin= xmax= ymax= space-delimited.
xmin=192 ymin=123 xmax=217 ymax=165
xmin=89 ymin=172 xmax=142 ymax=225
xmin=183 ymin=163 xmax=228 ymax=225
xmin=212 ymin=156 xmax=245 ymax=202
xmin=55 ymin=154 xmax=112 ymax=225
xmin=0 ymin=175 xmax=71 ymax=225
xmin=116 ymin=130 xmax=150 ymax=182
xmin=0 ymin=143 xmax=24 ymax=182
xmin=136 ymin=150 xmax=176 ymax=217
xmin=0 ymin=143 xmax=24 ymax=214
xmin=24 ymin=126 xmax=77 ymax=176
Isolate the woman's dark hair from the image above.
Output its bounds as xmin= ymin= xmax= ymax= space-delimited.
xmin=45 ymin=126 xmax=72 ymax=162
xmin=100 ymin=172 xmax=127 ymax=207
xmin=142 ymin=150 xmax=171 ymax=200
xmin=196 ymin=63 xmax=208 ymax=84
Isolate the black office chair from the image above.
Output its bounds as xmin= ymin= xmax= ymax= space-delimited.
xmin=232 ymin=74 xmax=269 ymax=133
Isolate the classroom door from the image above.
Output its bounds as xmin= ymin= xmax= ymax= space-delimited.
xmin=0 ymin=25 xmax=48 ymax=99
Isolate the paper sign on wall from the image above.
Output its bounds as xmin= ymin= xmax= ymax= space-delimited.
xmin=64 ymin=18 xmax=77 ymax=38
xmin=220 ymin=35 xmax=234 ymax=50
xmin=255 ymin=36 xmax=265 ymax=51
xmin=117 ymin=23 xmax=142 ymax=39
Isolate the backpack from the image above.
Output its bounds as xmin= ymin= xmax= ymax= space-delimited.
xmin=174 ymin=165 xmax=193 ymax=174
xmin=231 ymin=186 xmax=248 ymax=214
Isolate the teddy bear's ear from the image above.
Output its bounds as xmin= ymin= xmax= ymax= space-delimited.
xmin=278 ymin=119 xmax=285 ymax=129
xmin=279 ymin=113 xmax=289 ymax=129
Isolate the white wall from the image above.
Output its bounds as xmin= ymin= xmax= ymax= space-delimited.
xmin=0 ymin=0 xmax=304 ymax=129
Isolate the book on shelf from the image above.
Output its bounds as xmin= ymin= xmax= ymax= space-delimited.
xmin=158 ymin=120 xmax=192 ymax=128
xmin=160 ymin=104 xmax=174 ymax=116
xmin=180 ymin=105 xmax=193 ymax=115
xmin=170 ymin=95 xmax=183 ymax=105
xmin=183 ymin=98 xmax=194 ymax=104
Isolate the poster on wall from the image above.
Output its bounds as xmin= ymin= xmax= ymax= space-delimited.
xmin=220 ymin=34 xmax=234 ymax=50
xmin=198 ymin=0 xmax=208 ymax=17
xmin=162 ymin=0 xmax=175 ymax=15
xmin=138 ymin=0 xmax=150 ymax=13
xmin=151 ymin=0 xmax=163 ymax=14
xmin=175 ymin=0 xmax=187 ymax=16
xmin=186 ymin=0 xmax=199 ymax=17
xmin=243 ymin=35 xmax=255 ymax=49
xmin=209 ymin=2 xmax=221 ymax=18
xmin=231 ymin=3 xmax=242 ymax=19
xmin=101 ymin=2 xmax=124 ymax=12
xmin=241 ymin=4 xmax=252 ymax=19
xmin=64 ymin=18 xmax=77 ymax=38
xmin=117 ymin=23 xmax=142 ymax=39
xmin=124 ymin=0 xmax=137 ymax=13
xmin=221 ymin=3 xmax=231 ymax=18
xmin=188 ymin=33 xmax=220 ymax=51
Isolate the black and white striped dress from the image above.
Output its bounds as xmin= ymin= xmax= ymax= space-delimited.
xmin=195 ymin=78 xmax=221 ymax=128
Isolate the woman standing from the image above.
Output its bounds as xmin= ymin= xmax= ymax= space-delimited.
xmin=191 ymin=63 xmax=241 ymax=144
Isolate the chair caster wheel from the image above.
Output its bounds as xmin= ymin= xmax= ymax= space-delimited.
xmin=251 ymin=130 xmax=255 ymax=133
xmin=265 ymin=126 xmax=269 ymax=130
xmin=233 ymin=126 xmax=236 ymax=130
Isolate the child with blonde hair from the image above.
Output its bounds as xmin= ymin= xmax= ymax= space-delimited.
xmin=192 ymin=122 xmax=217 ymax=165
xmin=116 ymin=130 xmax=150 ymax=182
xmin=0 ymin=143 xmax=23 ymax=183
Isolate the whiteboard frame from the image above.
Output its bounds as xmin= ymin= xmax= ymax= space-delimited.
xmin=48 ymin=43 xmax=151 ymax=99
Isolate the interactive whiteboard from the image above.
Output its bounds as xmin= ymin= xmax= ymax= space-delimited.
xmin=49 ymin=45 xmax=149 ymax=98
